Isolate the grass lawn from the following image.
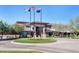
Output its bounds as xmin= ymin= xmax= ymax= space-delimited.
xmin=15 ymin=38 xmax=56 ymax=43
xmin=0 ymin=51 xmax=42 ymax=53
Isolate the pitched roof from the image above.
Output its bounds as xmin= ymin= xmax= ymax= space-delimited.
xmin=31 ymin=22 xmax=49 ymax=25
xmin=51 ymin=24 xmax=74 ymax=32
xmin=16 ymin=21 xmax=51 ymax=26
xmin=16 ymin=21 xmax=29 ymax=24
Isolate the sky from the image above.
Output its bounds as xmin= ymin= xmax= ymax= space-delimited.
xmin=0 ymin=5 xmax=79 ymax=25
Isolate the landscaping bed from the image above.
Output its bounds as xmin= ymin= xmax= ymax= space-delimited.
xmin=15 ymin=38 xmax=56 ymax=43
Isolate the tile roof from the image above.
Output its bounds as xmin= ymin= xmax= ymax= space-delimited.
xmin=51 ymin=24 xmax=74 ymax=32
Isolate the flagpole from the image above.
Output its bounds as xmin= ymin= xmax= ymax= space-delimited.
xmin=36 ymin=8 xmax=42 ymax=39
xmin=33 ymin=7 xmax=36 ymax=39
xmin=40 ymin=8 xmax=42 ymax=24
xmin=27 ymin=7 xmax=32 ymax=39
xmin=33 ymin=7 xmax=35 ymax=26
xmin=40 ymin=8 xmax=42 ymax=39
xmin=30 ymin=8 xmax=31 ymax=38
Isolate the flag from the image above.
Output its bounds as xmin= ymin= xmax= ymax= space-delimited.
xmin=24 ymin=8 xmax=31 ymax=12
xmin=28 ymin=8 xmax=31 ymax=12
xmin=31 ymin=6 xmax=36 ymax=11
xmin=36 ymin=8 xmax=41 ymax=13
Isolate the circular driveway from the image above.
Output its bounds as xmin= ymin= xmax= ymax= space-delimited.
xmin=0 ymin=38 xmax=79 ymax=53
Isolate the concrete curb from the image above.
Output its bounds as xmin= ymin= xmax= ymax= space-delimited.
xmin=10 ymin=41 xmax=50 ymax=53
xmin=11 ymin=40 xmax=55 ymax=46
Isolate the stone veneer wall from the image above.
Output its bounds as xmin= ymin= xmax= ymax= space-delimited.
xmin=0 ymin=35 xmax=19 ymax=39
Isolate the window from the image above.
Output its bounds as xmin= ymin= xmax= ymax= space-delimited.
xmin=26 ymin=26 xmax=30 ymax=28
xmin=32 ymin=27 xmax=34 ymax=30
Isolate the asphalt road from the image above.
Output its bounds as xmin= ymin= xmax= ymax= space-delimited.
xmin=0 ymin=38 xmax=79 ymax=53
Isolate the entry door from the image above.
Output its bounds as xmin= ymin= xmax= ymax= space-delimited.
xmin=36 ymin=27 xmax=41 ymax=37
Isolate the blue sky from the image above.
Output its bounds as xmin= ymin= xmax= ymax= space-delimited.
xmin=0 ymin=5 xmax=79 ymax=25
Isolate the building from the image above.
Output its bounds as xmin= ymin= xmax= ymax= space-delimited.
xmin=16 ymin=21 xmax=52 ymax=37
xmin=16 ymin=21 xmax=79 ymax=38
xmin=51 ymin=24 xmax=79 ymax=37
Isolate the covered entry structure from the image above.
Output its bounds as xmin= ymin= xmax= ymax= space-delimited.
xmin=16 ymin=21 xmax=52 ymax=37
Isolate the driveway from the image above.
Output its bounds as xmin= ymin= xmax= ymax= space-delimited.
xmin=0 ymin=38 xmax=79 ymax=53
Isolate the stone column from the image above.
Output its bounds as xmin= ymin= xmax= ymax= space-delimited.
xmin=34 ymin=26 xmax=36 ymax=38
xmin=42 ymin=27 xmax=46 ymax=38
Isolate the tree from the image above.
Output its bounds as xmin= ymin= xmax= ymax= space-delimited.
xmin=8 ymin=25 xmax=16 ymax=34
xmin=0 ymin=20 xmax=24 ymax=39
xmin=11 ymin=24 xmax=24 ymax=38
xmin=12 ymin=25 xmax=24 ymax=33
xmin=0 ymin=20 xmax=9 ymax=39
xmin=70 ymin=16 xmax=79 ymax=38
xmin=70 ymin=16 xmax=79 ymax=32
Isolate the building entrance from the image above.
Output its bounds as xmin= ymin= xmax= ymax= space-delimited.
xmin=36 ymin=27 xmax=43 ymax=37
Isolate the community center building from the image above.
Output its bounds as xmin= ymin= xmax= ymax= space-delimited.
xmin=16 ymin=21 xmax=52 ymax=37
xmin=16 ymin=21 xmax=79 ymax=38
